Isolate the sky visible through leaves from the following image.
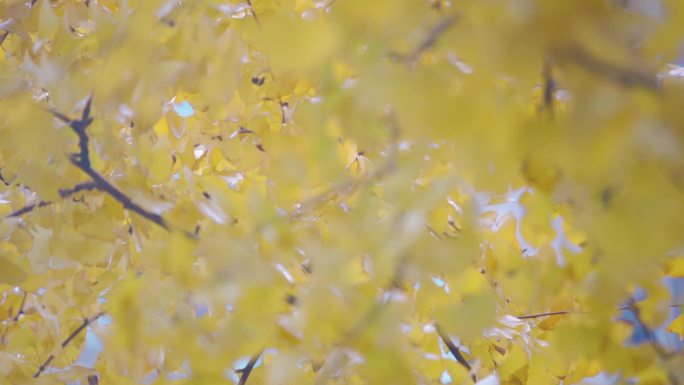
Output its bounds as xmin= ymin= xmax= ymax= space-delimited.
xmin=1 ymin=1 xmax=684 ymax=385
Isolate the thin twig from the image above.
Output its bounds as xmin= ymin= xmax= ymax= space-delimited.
xmin=0 ymin=31 xmax=8 ymax=47
xmin=7 ymin=201 xmax=52 ymax=218
xmin=0 ymin=169 xmax=10 ymax=186
xmin=245 ymin=0 xmax=260 ymax=26
xmin=6 ymin=182 xmax=100 ymax=218
xmin=12 ymin=291 xmax=27 ymax=321
xmin=624 ymin=304 xmax=679 ymax=385
xmin=34 ymin=311 xmax=105 ymax=378
xmin=390 ymin=14 xmax=458 ymax=63
xmin=58 ymin=181 xmax=100 ymax=197
xmin=516 ymin=310 xmax=579 ymax=319
xmin=626 ymin=304 xmax=675 ymax=361
xmin=541 ymin=60 xmax=555 ymax=113
xmin=237 ymin=350 xmax=263 ymax=385
xmin=289 ymin=113 xmax=400 ymax=222
xmin=435 ymin=324 xmax=476 ymax=382
xmin=516 ymin=304 xmax=684 ymax=320
xmin=557 ymin=46 xmax=659 ymax=90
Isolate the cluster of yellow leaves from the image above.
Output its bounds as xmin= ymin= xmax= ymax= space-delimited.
xmin=1 ymin=0 xmax=684 ymax=384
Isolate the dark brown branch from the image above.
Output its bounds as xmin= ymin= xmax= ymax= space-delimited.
xmin=237 ymin=350 xmax=263 ymax=385
xmin=12 ymin=291 xmax=27 ymax=321
xmin=34 ymin=311 xmax=105 ymax=378
xmin=542 ymin=61 xmax=555 ymax=113
xmin=626 ymin=304 xmax=675 ymax=361
xmin=59 ymin=181 xmax=99 ymax=197
xmin=245 ymin=0 xmax=260 ymax=26
xmin=7 ymin=201 xmax=51 ymax=218
xmin=6 ymin=182 xmax=100 ymax=218
xmin=0 ymin=31 xmax=8 ymax=48
xmin=435 ymin=324 xmax=476 ymax=382
xmin=75 ymin=164 xmax=169 ymax=230
xmin=624 ymin=304 xmax=680 ymax=385
xmin=390 ymin=14 xmax=458 ymax=63
xmin=557 ymin=46 xmax=659 ymax=90
xmin=517 ymin=304 xmax=684 ymax=319
xmin=46 ymin=97 xmax=173 ymax=231
xmin=0 ymin=169 xmax=10 ymax=186
xmin=516 ymin=310 xmax=578 ymax=319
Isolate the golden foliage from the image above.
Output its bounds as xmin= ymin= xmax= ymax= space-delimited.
xmin=1 ymin=0 xmax=684 ymax=384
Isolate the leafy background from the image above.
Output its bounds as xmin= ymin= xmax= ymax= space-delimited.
xmin=1 ymin=0 xmax=684 ymax=384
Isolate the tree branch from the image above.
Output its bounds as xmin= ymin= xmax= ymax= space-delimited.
xmin=245 ymin=0 xmax=260 ymax=26
xmin=34 ymin=311 xmax=105 ymax=378
xmin=625 ymin=304 xmax=676 ymax=361
xmin=7 ymin=201 xmax=51 ymax=218
xmin=389 ymin=14 xmax=458 ymax=63
xmin=237 ymin=350 xmax=263 ymax=385
xmin=13 ymin=291 xmax=27 ymax=321
xmin=46 ymin=97 xmax=172 ymax=231
xmin=0 ymin=169 xmax=12 ymax=186
xmin=556 ymin=46 xmax=659 ymax=90
xmin=515 ymin=310 xmax=578 ymax=319
xmin=541 ymin=60 xmax=556 ymax=113
xmin=6 ymin=182 xmax=100 ymax=218
xmin=435 ymin=324 xmax=476 ymax=382
xmin=516 ymin=304 xmax=683 ymax=320
xmin=0 ymin=30 xmax=9 ymax=47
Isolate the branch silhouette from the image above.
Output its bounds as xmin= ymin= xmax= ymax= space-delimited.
xmin=389 ymin=14 xmax=458 ymax=63
xmin=556 ymin=46 xmax=659 ymax=90
xmin=237 ymin=350 xmax=263 ymax=385
xmin=6 ymin=182 xmax=100 ymax=218
xmin=34 ymin=311 xmax=105 ymax=378
xmin=46 ymin=96 xmax=172 ymax=231
xmin=436 ymin=324 xmax=477 ymax=382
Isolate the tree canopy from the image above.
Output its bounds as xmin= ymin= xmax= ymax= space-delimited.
xmin=1 ymin=1 xmax=684 ymax=384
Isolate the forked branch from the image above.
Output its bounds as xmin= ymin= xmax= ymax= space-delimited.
xmin=46 ymin=97 xmax=171 ymax=231
xmin=237 ymin=350 xmax=263 ymax=385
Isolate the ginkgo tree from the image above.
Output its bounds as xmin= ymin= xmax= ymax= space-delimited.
xmin=1 ymin=0 xmax=684 ymax=384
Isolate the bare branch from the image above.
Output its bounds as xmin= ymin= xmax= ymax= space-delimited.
xmin=436 ymin=324 xmax=476 ymax=382
xmin=0 ymin=169 xmax=10 ymax=186
xmin=517 ymin=304 xmax=683 ymax=320
xmin=246 ymin=0 xmax=260 ymax=26
xmin=44 ymin=97 xmax=175 ymax=232
xmin=13 ymin=291 xmax=27 ymax=321
xmin=7 ymin=201 xmax=51 ymax=218
xmin=237 ymin=350 xmax=263 ymax=385
xmin=34 ymin=311 xmax=105 ymax=378
xmin=59 ymin=181 xmax=100 ymax=198
xmin=541 ymin=60 xmax=556 ymax=113
xmin=557 ymin=46 xmax=659 ymax=90
xmin=390 ymin=14 xmax=458 ymax=63
xmin=625 ymin=304 xmax=675 ymax=361
xmin=6 ymin=182 xmax=100 ymax=218
xmin=516 ymin=310 xmax=578 ymax=319
xmin=76 ymin=164 xmax=170 ymax=230
xmin=0 ymin=31 xmax=8 ymax=47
